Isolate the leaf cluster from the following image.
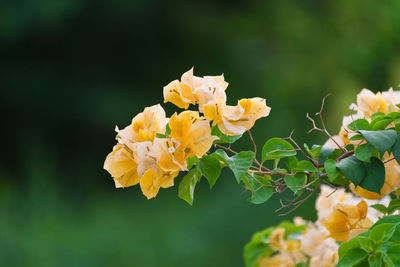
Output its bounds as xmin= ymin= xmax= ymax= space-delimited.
xmin=337 ymin=215 xmax=400 ymax=267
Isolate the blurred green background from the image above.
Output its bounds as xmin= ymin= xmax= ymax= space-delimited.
xmin=1 ymin=0 xmax=400 ymax=266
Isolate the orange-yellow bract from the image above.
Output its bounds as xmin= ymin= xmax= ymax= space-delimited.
xmin=164 ymin=68 xmax=271 ymax=135
xmin=322 ymin=200 xmax=373 ymax=242
xmin=105 ymin=68 xmax=270 ymax=199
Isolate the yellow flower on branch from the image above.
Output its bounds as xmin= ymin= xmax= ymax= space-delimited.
xmin=350 ymin=88 xmax=388 ymax=118
xmin=117 ymin=104 xmax=168 ymax=144
xmin=322 ymin=200 xmax=373 ymax=241
xmin=103 ymin=144 xmax=140 ymax=188
xmin=168 ymin=110 xmax=215 ymax=167
xmin=139 ymin=168 xmax=179 ymax=199
xmin=216 ymin=97 xmax=271 ymax=135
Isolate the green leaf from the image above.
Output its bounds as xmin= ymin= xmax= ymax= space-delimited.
xmin=359 ymin=129 xmax=398 ymax=156
xmin=347 ymin=118 xmax=370 ymax=131
xmin=248 ymin=175 xmax=273 ymax=204
xmin=338 ymin=236 xmax=362 ymax=258
xmin=355 ymin=143 xmax=375 ymax=162
xmin=155 ymin=133 xmax=168 ymax=138
xmin=371 ymin=112 xmax=386 ymax=119
xmin=336 ymin=156 xmax=366 ymax=187
xmin=284 ymin=156 xmax=298 ymax=171
xmin=319 ymin=146 xmax=335 ymax=163
xmin=178 ymin=169 xmax=201 ymax=205
xmin=349 ymin=134 xmax=364 ymax=141
xmin=197 ymin=155 xmax=221 ymax=189
xmin=371 ymin=215 xmax=400 ymax=229
xmin=211 ymin=125 xmax=242 ymax=144
xmin=294 ymin=160 xmax=317 ymax=172
xmin=304 ymin=144 xmax=321 ymax=158
xmin=244 ymin=228 xmax=274 ymax=267
xmin=391 ymin=135 xmax=400 ymax=165
xmin=186 ymin=156 xmax=198 ymax=169
xmin=215 ymin=150 xmax=254 ymax=183
xmin=372 ymin=118 xmax=394 ymax=130
xmin=358 ymin=236 xmax=375 ymax=253
xmin=389 ymin=224 xmax=400 ymax=243
xmin=337 ymin=249 xmax=368 ymax=267
xmin=369 ymin=223 xmax=396 ymax=242
xmin=284 ymin=172 xmax=307 ymax=193
xmin=370 ymin=204 xmax=388 ymax=214
xmin=324 ymin=159 xmax=340 ymax=181
xmin=359 ymin=157 xmax=385 ymax=194
xmin=262 ymin=138 xmax=296 ymax=161
xmin=388 ymin=111 xmax=400 ymax=119
xmin=388 ymin=199 xmax=400 ymax=214
xmin=382 ymin=244 xmax=400 ymax=267
xmin=323 ymin=159 xmax=348 ymax=185
xmin=165 ymin=123 xmax=171 ymax=135
xmin=368 ymin=253 xmax=383 ymax=267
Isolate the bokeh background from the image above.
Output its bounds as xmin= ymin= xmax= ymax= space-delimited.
xmin=1 ymin=0 xmax=400 ymax=266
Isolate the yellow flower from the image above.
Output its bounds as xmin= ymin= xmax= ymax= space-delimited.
xmin=163 ymin=79 xmax=195 ymax=109
xmin=134 ymin=141 xmax=181 ymax=199
xmin=164 ymin=68 xmax=228 ymax=112
xmin=258 ymin=254 xmax=295 ymax=267
xmin=382 ymin=87 xmax=400 ymax=110
xmin=152 ymin=137 xmax=183 ymax=172
xmin=217 ymin=97 xmax=271 ymax=135
xmin=127 ymin=104 xmax=168 ymax=142
xmin=322 ymin=200 xmax=373 ymax=241
xmin=168 ymin=110 xmax=215 ymax=167
xmin=103 ymin=144 xmax=140 ymax=188
xmin=191 ymin=75 xmax=228 ymax=113
xmin=351 ymin=88 xmax=388 ymax=118
xmin=139 ymin=168 xmax=179 ymax=199
xmin=299 ymin=223 xmax=339 ymax=267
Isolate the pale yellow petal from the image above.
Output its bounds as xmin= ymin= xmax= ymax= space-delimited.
xmin=139 ymin=168 xmax=160 ymax=199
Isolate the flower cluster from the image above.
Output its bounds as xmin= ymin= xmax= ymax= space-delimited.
xmin=326 ymin=88 xmax=400 ymax=200
xmin=164 ymin=68 xmax=271 ymax=135
xmin=104 ymin=68 xmax=270 ymax=199
xmin=254 ymin=185 xmax=390 ymax=267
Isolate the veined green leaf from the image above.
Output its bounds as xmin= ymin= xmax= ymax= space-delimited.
xmin=391 ymin=135 xmax=400 ymax=165
xmin=336 ymin=156 xmax=366 ymax=187
xmin=178 ymin=168 xmax=201 ymax=205
xmin=262 ymin=137 xmax=296 ymax=161
xmin=284 ymin=172 xmax=307 ymax=193
xmin=359 ymin=129 xmax=397 ymax=156
xmin=214 ymin=150 xmax=254 ymax=183
xmin=197 ymin=155 xmax=221 ymax=188
xmin=293 ymin=160 xmax=317 ymax=172
xmin=359 ymin=157 xmax=385 ymax=194
xmin=355 ymin=143 xmax=375 ymax=162
xmin=347 ymin=118 xmax=370 ymax=131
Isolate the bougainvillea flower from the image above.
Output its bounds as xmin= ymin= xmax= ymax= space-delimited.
xmin=103 ymin=144 xmax=140 ymax=188
xmin=152 ymin=137 xmax=182 ymax=172
xmin=382 ymin=87 xmax=400 ymax=109
xmin=350 ymin=88 xmax=388 ymax=117
xmin=322 ymin=200 xmax=373 ymax=241
xmin=168 ymin=110 xmax=215 ymax=160
xmin=191 ymin=76 xmax=228 ymax=112
xmin=163 ymin=79 xmax=196 ymax=109
xmin=139 ymin=168 xmax=179 ymax=199
xmin=217 ymin=97 xmax=271 ymax=135
xmin=131 ymin=104 xmax=168 ymax=142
